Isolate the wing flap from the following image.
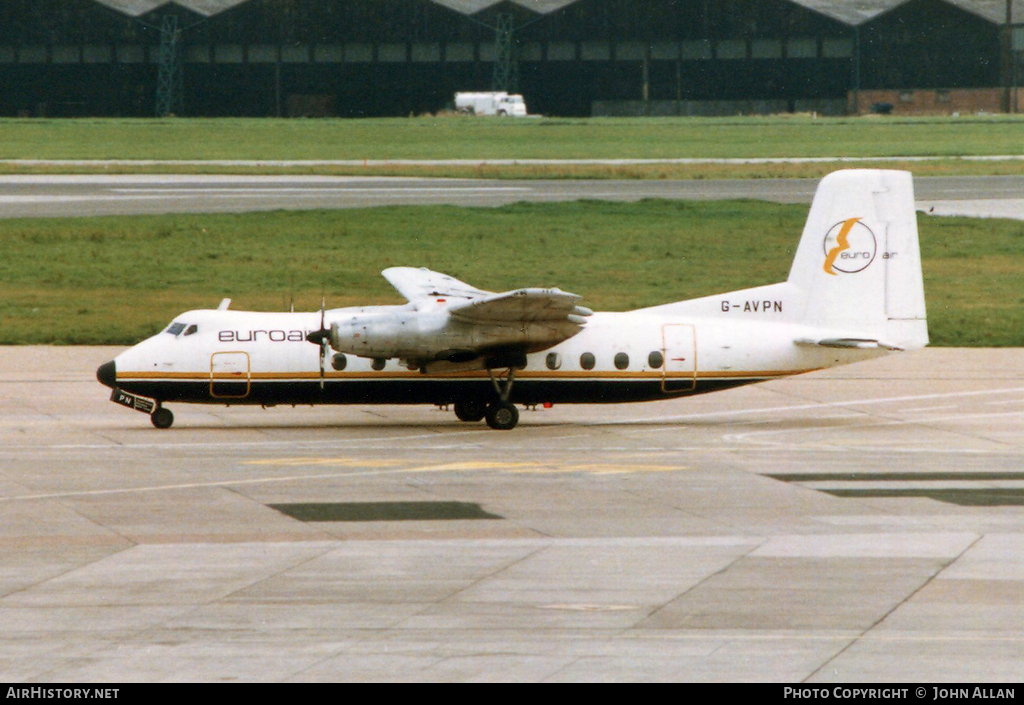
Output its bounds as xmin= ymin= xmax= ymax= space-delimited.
xmin=448 ymin=288 xmax=589 ymax=323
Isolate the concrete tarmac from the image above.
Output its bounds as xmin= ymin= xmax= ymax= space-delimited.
xmin=2 ymin=346 xmax=1022 ymax=682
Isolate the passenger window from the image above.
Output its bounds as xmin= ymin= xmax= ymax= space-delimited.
xmin=580 ymin=352 xmax=595 ymax=370
xmin=546 ymin=352 xmax=561 ymax=370
xmin=371 ymin=358 xmax=386 ymax=371
xmin=648 ymin=351 xmax=664 ymax=368
xmin=614 ymin=352 xmax=629 ymax=370
xmin=332 ymin=354 xmax=347 ymax=371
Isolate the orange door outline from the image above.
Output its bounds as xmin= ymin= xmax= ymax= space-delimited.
xmin=210 ymin=351 xmax=251 ymax=399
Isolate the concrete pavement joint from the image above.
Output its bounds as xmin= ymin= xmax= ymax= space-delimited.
xmin=803 ymin=533 xmax=986 ymax=682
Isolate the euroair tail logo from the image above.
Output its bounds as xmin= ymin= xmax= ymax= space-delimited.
xmin=823 ymin=217 xmax=877 ymax=275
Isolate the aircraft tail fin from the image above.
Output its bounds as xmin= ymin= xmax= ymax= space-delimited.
xmin=785 ymin=169 xmax=928 ymax=350
xmin=639 ymin=169 xmax=928 ymax=351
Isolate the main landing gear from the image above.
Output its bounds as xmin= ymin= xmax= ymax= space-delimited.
xmin=485 ymin=401 xmax=519 ymax=430
xmin=453 ymin=400 xmax=487 ymax=422
xmin=452 ymin=366 xmax=522 ymax=430
xmin=453 ymin=399 xmax=520 ymax=430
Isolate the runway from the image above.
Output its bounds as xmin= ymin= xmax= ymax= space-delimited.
xmin=0 ymin=174 xmax=1022 ymax=219
xmin=2 ymin=346 xmax=1022 ymax=682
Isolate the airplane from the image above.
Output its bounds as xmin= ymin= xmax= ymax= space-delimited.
xmin=96 ymin=169 xmax=928 ymax=431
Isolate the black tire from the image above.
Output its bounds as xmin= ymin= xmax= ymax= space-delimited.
xmin=485 ymin=402 xmax=519 ymax=430
xmin=454 ymin=400 xmax=487 ymax=423
xmin=151 ymin=407 xmax=174 ymax=429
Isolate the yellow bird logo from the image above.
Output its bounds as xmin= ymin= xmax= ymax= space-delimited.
xmin=823 ymin=217 xmax=864 ymax=276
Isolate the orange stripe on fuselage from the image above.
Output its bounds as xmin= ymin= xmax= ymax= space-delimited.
xmin=116 ymin=368 xmax=820 ymax=382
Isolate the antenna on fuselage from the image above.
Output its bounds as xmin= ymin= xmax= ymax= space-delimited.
xmin=217 ymin=298 xmax=231 ymax=311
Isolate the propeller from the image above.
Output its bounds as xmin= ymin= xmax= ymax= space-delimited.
xmin=304 ymin=297 xmax=330 ymax=391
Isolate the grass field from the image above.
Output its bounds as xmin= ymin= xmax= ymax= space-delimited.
xmin=6 ymin=159 xmax=1023 ymax=181
xmin=2 ymin=116 xmax=1023 ymax=178
xmin=1 ymin=200 xmax=1020 ymax=347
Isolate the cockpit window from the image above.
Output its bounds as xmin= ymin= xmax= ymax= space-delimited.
xmin=165 ymin=322 xmax=197 ymax=337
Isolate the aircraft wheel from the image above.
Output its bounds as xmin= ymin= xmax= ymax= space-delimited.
xmin=454 ymin=400 xmax=487 ymax=423
xmin=485 ymin=402 xmax=519 ymax=430
xmin=151 ymin=407 xmax=174 ymax=429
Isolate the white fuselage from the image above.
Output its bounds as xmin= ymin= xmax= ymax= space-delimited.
xmin=107 ymin=307 xmax=885 ymax=408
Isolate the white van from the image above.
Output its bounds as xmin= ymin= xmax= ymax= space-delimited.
xmin=454 ymin=92 xmax=528 ymax=117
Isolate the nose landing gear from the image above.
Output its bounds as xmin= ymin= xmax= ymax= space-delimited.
xmin=108 ymin=388 xmax=174 ymax=429
xmin=151 ymin=407 xmax=174 ymax=429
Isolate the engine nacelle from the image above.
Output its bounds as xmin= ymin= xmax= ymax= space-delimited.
xmin=329 ymin=310 xmax=429 ymax=359
xmin=329 ymin=309 xmax=581 ymax=362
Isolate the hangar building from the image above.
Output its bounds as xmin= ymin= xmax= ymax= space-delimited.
xmin=0 ymin=0 xmax=1021 ymax=117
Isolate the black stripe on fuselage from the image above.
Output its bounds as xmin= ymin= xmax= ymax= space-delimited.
xmin=116 ymin=377 xmax=760 ymax=406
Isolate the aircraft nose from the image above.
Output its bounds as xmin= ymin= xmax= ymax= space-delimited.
xmin=96 ymin=360 xmax=116 ymax=388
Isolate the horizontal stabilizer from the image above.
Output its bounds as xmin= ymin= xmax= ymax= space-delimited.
xmin=795 ymin=337 xmax=904 ymax=351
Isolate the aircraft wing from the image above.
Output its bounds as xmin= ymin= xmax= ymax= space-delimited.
xmin=382 ymin=267 xmax=492 ymax=310
xmin=383 ymin=267 xmax=591 ymax=323
xmin=448 ymin=288 xmax=591 ymax=324
xmin=373 ymin=268 xmax=592 ymax=371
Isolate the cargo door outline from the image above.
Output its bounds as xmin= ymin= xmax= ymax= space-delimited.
xmin=661 ymin=324 xmax=696 ymax=393
xmin=210 ymin=351 xmax=251 ymax=399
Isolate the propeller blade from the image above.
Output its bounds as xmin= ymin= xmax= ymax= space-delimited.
xmin=320 ymin=341 xmax=327 ymax=391
xmin=318 ymin=297 xmax=327 ymax=391
xmin=305 ymin=297 xmax=330 ymax=346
